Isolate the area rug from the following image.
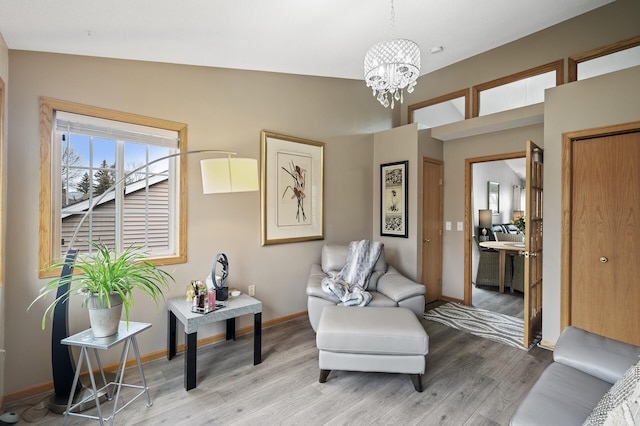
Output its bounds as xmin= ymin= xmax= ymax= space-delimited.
xmin=424 ymin=302 xmax=531 ymax=350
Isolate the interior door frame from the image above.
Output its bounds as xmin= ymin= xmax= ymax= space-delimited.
xmin=561 ymin=120 xmax=640 ymax=330
xmin=421 ymin=157 xmax=443 ymax=303
xmin=464 ymin=151 xmax=526 ymax=305
xmin=0 ymin=77 xmax=5 ymax=406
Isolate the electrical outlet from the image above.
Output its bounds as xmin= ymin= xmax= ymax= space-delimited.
xmin=248 ymin=285 xmax=256 ymax=296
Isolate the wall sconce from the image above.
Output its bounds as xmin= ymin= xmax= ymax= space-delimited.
xmin=479 ymin=209 xmax=492 ymax=241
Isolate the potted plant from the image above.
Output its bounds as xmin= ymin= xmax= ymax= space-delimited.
xmin=512 ymin=216 xmax=526 ymax=233
xmin=30 ymin=240 xmax=174 ymax=337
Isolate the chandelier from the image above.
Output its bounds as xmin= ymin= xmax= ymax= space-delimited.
xmin=364 ymin=0 xmax=421 ymax=109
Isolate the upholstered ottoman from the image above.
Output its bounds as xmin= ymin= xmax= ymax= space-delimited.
xmin=316 ymin=306 xmax=429 ymax=392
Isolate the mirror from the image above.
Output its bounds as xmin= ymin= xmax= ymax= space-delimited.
xmin=488 ymin=181 xmax=500 ymax=214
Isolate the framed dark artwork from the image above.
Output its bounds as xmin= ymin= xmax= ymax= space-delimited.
xmin=260 ymin=131 xmax=324 ymax=245
xmin=380 ymin=161 xmax=408 ymax=238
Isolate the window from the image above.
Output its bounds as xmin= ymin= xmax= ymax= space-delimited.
xmin=39 ymin=98 xmax=188 ymax=277
xmin=569 ymin=35 xmax=640 ymax=82
xmin=408 ymin=89 xmax=469 ymax=129
xmin=473 ymin=60 xmax=563 ymax=117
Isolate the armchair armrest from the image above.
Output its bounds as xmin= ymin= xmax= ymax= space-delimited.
xmin=554 ymin=326 xmax=640 ymax=384
xmin=306 ymin=264 xmax=339 ymax=302
xmin=376 ymin=266 xmax=425 ymax=303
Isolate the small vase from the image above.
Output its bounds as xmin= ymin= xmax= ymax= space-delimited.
xmin=87 ymin=293 xmax=123 ymax=337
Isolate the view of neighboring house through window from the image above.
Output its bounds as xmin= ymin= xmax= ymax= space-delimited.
xmin=39 ymin=98 xmax=187 ymax=276
xmin=58 ymin=111 xmax=179 ymax=256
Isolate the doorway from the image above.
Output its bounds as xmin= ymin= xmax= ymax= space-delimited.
xmin=466 ymin=154 xmax=525 ymax=317
xmin=421 ymin=157 xmax=443 ymax=303
xmin=561 ymin=122 xmax=640 ymax=346
xmin=465 ymin=143 xmax=544 ymax=348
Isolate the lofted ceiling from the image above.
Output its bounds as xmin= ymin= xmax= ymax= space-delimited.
xmin=0 ymin=0 xmax=613 ymax=81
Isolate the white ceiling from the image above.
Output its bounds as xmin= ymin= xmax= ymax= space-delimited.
xmin=0 ymin=0 xmax=613 ymax=80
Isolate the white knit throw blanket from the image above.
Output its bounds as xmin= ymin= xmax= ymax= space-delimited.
xmin=321 ymin=240 xmax=383 ymax=307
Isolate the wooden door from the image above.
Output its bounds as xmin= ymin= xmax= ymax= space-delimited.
xmin=421 ymin=158 xmax=443 ymax=303
xmin=524 ymin=141 xmax=543 ymax=348
xmin=569 ymin=131 xmax=639 ymax=345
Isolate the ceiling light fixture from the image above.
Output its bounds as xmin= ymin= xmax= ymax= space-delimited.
xmin=364 ymin=0 xmax=421 ymax=109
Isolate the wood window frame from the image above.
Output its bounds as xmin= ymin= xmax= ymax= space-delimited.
xmin=568 ymin=35 xmax=640 ymax=82
xmin=472 ymin=60 xmax=564 ymax=118
xmin=408 ymin=88 xmax=470 ymax=126
xmin=39 ymin=97 xmax=188 ymax=278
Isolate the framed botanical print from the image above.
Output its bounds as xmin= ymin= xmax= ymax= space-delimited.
xmin=380 ymin=160 xmax=408 ymax=238
xmin=260 ymin=131 xmax=324 ymax=245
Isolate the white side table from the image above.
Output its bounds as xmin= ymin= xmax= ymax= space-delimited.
xmin=167 ymin=294 xmax=262 ymax=391
xmin=61 ymin=321 xmax=152 ymax=425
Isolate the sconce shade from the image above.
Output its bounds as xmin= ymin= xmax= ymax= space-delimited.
xmin=200 ymin=157 xmax=259 ymax=194
xmin=479 ymin=209 xmax=493 ymax=229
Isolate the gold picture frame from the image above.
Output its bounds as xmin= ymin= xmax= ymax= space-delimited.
xmin=260 ymin=131 xmax=324 ymax=245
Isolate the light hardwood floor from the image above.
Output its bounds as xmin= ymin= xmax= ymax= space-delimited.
xmin=472 ymin=285 xmax=524 ymax=318
xmin=7 ymin=310 xmax=551 ymax=425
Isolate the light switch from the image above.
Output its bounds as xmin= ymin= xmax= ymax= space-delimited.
xmin=457 ymin=221 xmax=464 ymax=231
xmin=445 ymin=221 xmax=452 ymax=231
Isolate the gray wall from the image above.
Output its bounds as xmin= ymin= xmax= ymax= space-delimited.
xmin=543 ymin=65 xmax=640 ymax=343
xmin=404 ymin=0 xmax=640 ymax=324
xmin=441 ymin=124 xmax=544 ymax=301
xmin=3 ymin=0 xmax=640 ymax=397
xmin=5 ymin=51 xmax=390 ymax=394
xmin=373 ymin=123 xmax=420 ymax=280
xmin=472 ymin=161 xmax=524 ymax=227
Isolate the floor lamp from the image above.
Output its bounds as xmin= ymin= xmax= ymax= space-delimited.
xmin=48 ymin=149 xmax=259 ymax=412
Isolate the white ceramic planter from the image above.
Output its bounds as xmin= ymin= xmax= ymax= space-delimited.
xmin=87 ymin=293 xmax=123 ymax=337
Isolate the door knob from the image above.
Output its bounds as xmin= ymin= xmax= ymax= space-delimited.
xmin=600 ymin=257 xmax=608 ymax=263
xmin=424 ymin=238 xmax=431 ymax=243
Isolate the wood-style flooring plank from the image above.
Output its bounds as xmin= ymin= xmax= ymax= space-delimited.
xmin=5 ymin=310 xmax=552 ymax=426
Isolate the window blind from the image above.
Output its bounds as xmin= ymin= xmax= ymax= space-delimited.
xmin=55 ymin=111 xmax=179 ymax=148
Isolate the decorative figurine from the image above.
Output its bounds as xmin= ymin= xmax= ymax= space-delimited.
xmin=212 ymin=253 xmax=229 ymax=300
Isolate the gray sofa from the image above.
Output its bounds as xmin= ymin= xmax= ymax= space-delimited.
xmin=511 ymin=326 xmax=640 ymax=426
xmin=306 ymin=243 xmax=425 ymax=332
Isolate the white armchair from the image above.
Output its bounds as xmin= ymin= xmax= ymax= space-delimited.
xmin=306 ymin=244 xmax=426 ymax=331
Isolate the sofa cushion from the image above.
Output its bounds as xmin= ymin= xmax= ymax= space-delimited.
xmin=367 ymin=291 xmax=397 ymax=308
xmin=510 ymin=363 xmax=612 ymax=426
xmin=321 ymin=244 xmax=387 ymax=290
xmin=321 ymin=244 xmax=349 ymax=273
xmin=600 ymin=378 xmax=640 ymax=425
xmin=583 ymin=359 xmax=640 ymax=426
xmin=554 ymin=327 xmax=640 ymax=385
xmin=377 ymin=266 xmax=426 ymax=301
